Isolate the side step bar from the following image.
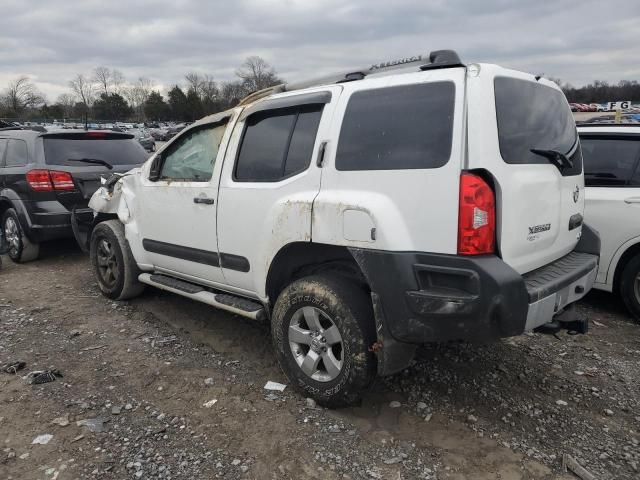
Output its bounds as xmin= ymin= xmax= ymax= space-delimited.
xmin=138 ymin=273 xmax=266 ymax=321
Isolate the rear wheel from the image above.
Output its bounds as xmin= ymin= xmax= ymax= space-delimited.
xmin=271 ymin=274 xmax=377 ymax=408
xmin=619 ymin=254 xmax=640 ymax=321
xmin=90 ymin=220 xmax=144 ymax=300
xmin=1 ymin=208 xmax=39 ymax=263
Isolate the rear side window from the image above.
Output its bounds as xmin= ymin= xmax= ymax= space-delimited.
xmin=580 ymin=136 xmax=640 ymax=186
xmin=495 ymin=77 xmax=581 ymax=175
xmin=5 ymin=139 xmax=28 ymax=167
xmin=235 ymin=105 xmax=322 ymax=182
xmin=43 ymin=135 xmax=148 ymax=166
xmin=336 ymin=82 xmax=455 ymax=171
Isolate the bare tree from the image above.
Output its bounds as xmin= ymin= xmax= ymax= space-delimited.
xmin=93 ymin=66 xmax=112 ymax=96
xmin=111 ymin=69 xmax=126 ymax=95
xmin=56 ymin=93 xmax=76 ymax=118
xmin=2 ymin=76 xmax=45 ymax=115
xmin=185 ymin=72 xmax=204 ymax=98
xmin=69 ymin=74 xmax=95 ymax=107
xmin=235 ymin=56 xmax=281 ymax=92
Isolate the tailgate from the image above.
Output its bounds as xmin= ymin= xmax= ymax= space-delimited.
xmin=42 ymin=131 xmax=148 ymax=210
xmin=467 ymin=66 xmax=584 ymax=274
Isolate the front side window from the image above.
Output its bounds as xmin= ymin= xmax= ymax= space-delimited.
xmin=160 ymin=122 xmax=227 ymax=181
xmin=336 ymin=82 xmax=455 ymax=171
xmin=0 ymin=139 xmax=8 ymax=166
xmin=234 ymin=105 xmax=322 ymax=182
xmin=495 ymin=77 xmax=581 ymax=176
xmin=580 ymin=136 xmax=640 ymax=186
xmin=5 ymin=139 xmax=28 ymax=167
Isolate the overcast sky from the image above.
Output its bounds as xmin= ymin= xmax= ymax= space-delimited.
xmin=1 ymin=0 xmax=639 ymax=102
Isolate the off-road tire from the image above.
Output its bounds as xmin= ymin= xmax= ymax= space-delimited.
xmin=619 ymin=254 xmax=640 ymax=321
xmin=272 ymin=274 xmax=377 ymax=408
xmin=90 ymin=220 xmax=144 ymax=300
xmin=2 ymin=208 xmax=39 ymax=263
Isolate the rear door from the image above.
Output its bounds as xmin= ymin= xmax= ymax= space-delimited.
xmin=41 ymin=131 xmax=148 ymax=211
xmin=580 ymin=132 xmax=640 ymax=284
xmin=467 ymin=67 xmax=583 ymax=274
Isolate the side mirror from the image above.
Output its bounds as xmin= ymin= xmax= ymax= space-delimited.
xmin=149 ymin=153 xmax=162 ymax=182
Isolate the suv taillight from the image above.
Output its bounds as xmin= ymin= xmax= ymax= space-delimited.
xmin=26 ymin=169 xmax=75 ymax=192
xmin=457 ymin=172 xmax=495 ymax=255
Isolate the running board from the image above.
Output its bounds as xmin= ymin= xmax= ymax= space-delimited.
xmin=138 ymin=273 xmax=266 ymax=321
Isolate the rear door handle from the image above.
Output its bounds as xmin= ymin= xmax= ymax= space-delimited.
xmin=193 ymin=197 xmax=215 ymax=205
xmin=624 ymin=197 xmax=640 ymax=204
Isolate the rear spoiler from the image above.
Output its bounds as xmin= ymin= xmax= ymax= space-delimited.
xmin=41 ymin=131 xmax=135 ymax=140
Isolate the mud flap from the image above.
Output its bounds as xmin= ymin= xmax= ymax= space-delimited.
xmin=71 ymin=208 xmax=95 ymax=253
xmin=371 ymin=292 xmax=417 ymax=376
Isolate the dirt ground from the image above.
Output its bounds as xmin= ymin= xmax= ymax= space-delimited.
xmin=1 ymin=242 xmax=639 ymax=480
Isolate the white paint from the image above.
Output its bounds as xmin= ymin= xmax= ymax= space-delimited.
xmin=466 ymin=64 xmax=583 ymax=274
xmin=580 ymin=125 xmax=640 ymax=291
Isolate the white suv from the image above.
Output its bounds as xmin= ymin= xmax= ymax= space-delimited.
xmin=579 ymin=124 xmax=640 ymax=318
xmin=77 ymin=50 xmax=600 ymax=407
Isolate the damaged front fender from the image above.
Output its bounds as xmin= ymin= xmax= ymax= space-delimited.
xmin=71 ymin=172 xmax=136 ymax=252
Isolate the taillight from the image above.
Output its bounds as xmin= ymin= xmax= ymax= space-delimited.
xmin=26 ymin=170 xmax=75 ymax=192
xmin=457 ymin=172 xmax=496 ymax=255
xmin=49 ymin=171 xmax=75 ymax=190
xmin=26 ymin=169 xmax=53 ymax=191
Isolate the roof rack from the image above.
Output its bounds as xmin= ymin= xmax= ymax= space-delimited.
xmin=238 ymin=49 xmax=463 ymax=106
xmin=577 ymin=122 xmax=640 ymax=127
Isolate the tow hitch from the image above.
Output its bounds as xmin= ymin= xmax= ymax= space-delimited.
xmin=534 ymin=304 xmax=589 ymax=335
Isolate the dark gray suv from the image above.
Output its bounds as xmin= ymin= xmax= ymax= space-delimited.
xmin=0 ymin=128 xmax=147 ymax=262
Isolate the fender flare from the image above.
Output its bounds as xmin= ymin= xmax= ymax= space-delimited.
xmin=606 ymin=234 xmax=640 ymax=289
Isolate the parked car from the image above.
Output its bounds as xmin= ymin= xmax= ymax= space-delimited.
xmin=161 ymin=125 xmax=185 ymax=141
xmin=129 ymin=128 xmax=156 ymax=152
xmin=0 ymin=129 xmax=148 ymax=262
xmin=579 ymin=124 xmax=640 ymax=319
xmin=79 ymin=50 xmax=599 ymax=407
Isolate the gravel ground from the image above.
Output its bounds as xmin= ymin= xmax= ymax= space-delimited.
xmin=1 ymin=242 xmax=639 ymax=479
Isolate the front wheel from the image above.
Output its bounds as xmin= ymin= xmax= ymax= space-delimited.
xmin=619 ymin=254 xmax=640 ymax=321
xmin=2 ymin=208 xmax=39 ymax=263
xmin=271 ymin=274 xmax=377 ymax=408
xmin=90 ymin=220 xmax=144 ymax=300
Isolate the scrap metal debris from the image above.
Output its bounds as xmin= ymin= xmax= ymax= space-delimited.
xmin=264 ymin=381 xmax=287 ymax=392
xmin=32 ymin=434 xmax=53 ymax=445
xmin=76 ymin=417 xmax=109 ymax=433
xmin=1 ymin=360 xmax=26 ymax=374
xmin=25 ymin=369 xmax=63 ymax=384
xmin=562 ymin=454 xmax=596 ymax=480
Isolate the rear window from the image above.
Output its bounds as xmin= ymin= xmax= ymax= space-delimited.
xmin=580 ymin=136 xmax=640 ymax=186
xmin=495 ymin=77 xmax=581 ymax=175
xmin=43 ymin=134 xmax=148 ymax=166
xmin=336 ymin=82 xmax=455 ymax=171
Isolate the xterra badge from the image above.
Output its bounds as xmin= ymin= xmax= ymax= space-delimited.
xmin=528 ymin=224 xmax=551 ymax=235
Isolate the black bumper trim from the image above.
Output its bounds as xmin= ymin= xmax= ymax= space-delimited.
xmin=350 ymin=244 xmax=599 ymax=345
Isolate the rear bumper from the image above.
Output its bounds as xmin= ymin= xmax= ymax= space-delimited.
xmin=12 ymin=199 xmax=91 ymax=242
xmin=350 ymin=228 xmax=600 ymax=349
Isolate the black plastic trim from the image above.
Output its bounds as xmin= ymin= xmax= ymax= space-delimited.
xmin=143 ymin=239 xmax=219 ymax=266
xmin=220 ymin=252 xmax=250 ymax=273
xmin=574 ymin=223 xmax=601 ymax=256
xmin=239 ymin=91 xmax=332 ymax=121
xmin=142 ymin=238 xmax=251 ymax=272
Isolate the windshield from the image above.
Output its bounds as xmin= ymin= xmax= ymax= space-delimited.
xmin=44 ymin=136 xmax=148 ymax=166
xmin=494 ymin=76 xmax=581 ymax=175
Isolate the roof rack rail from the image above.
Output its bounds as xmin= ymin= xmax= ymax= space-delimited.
xmin=238 ymin=49 xmax=464 ymax=105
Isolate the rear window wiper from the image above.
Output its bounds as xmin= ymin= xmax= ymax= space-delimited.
xmin=66 ymin=158 xmax=113 ymax=170
xmin=530 ymin=148 xmax=573 ymax=170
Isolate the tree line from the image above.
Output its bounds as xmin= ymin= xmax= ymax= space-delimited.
xmin=2 ymin=63 xmax=639 ymax=123
xmin=0 ymin=56 xmax=281 ymax=122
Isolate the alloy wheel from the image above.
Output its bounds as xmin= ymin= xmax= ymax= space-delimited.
xmin=96 ymin=238 xmax=119 ymax=289
xmin=4 ymin=217 xmax=21 ymax=256
xmin=288 ymin=306 xmax=344 ymax=382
